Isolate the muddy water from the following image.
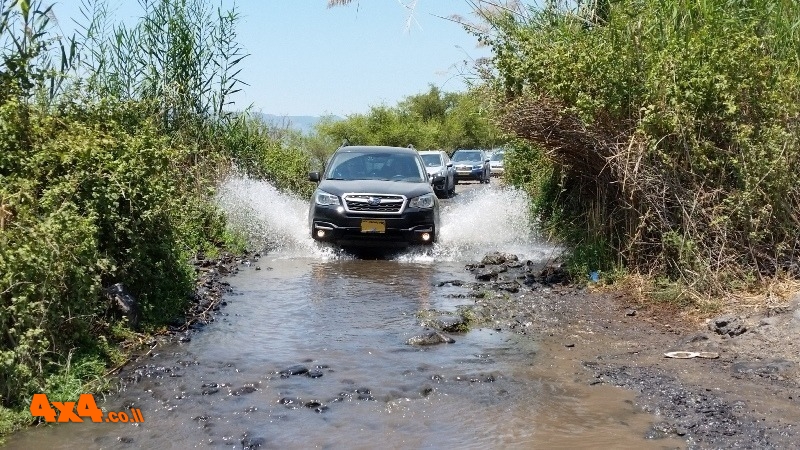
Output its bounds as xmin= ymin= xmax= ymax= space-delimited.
xmin=7 ymin=180 xmax=682 ymax=449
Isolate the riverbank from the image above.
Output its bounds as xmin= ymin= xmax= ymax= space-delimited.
xmin=442 ymin=252 xmax=800 ymax=448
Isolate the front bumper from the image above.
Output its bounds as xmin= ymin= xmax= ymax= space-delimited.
xmin=454 ymin=167 xmax=483 ymax=181
xmin=310 ymin=206 xmax=437 ymax=247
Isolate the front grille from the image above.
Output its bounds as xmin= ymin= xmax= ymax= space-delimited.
xmin=343 ymin=193 xmax=406 ymax=214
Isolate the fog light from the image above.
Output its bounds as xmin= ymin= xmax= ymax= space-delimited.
xmin=316 ymin=229 xmax=326 ymax=238
xmin=421 ymin=232 xmax=431 ymax=242
xmin=336 ymin=206 xmax=345 ymax=213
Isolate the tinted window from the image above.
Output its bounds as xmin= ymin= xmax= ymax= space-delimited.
xmin=421 ymin=154 xmax=443 ymax=167
xmin=326 ymin=151 xmax=425 ymax=182
xmin=452 ymin=151 xmax=482 ymax=162
xmin=491 ymin=152 xmax=504 ymax=162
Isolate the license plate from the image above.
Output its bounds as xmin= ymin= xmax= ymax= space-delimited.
xmin=360 ymin=219 xmax=385 ymax=233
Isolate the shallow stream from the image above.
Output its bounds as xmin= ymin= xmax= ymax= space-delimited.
xmin=7 ymin=179 xmax=682 ymax=449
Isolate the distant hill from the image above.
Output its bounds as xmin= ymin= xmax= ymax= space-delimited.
xmin=253 ymin=113 xmax=342 ymax=135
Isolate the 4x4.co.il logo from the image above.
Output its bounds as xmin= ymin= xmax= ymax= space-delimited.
xmin=30 ymin=394 xmax=144 ymax=423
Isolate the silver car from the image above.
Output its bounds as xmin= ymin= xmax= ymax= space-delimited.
xmin=490 ymin=150 xmax=505 ymax=177
xmin=419 ymin=150 xmax=455 ymax=198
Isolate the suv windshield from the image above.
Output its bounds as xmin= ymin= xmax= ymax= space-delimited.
xmin=491 ymin=152 xmax=504 ymax=162
xmin=452 ymin=151 xmax=482 ymax=163
xmin=325 ymin=151 xmax=425 ymax=182
xmin=420 ymin=153 xmax=443 ymax=167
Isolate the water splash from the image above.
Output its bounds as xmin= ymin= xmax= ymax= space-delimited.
xmin=398 ymin=185 xmax=558 ymax=263
xmin=215 ymin=176 xmax=557 ymax=262
xmin=215 ymin=176 xmax=342 ymax=259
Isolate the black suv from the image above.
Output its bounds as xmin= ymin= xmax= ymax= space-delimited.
xmin=308 ymin=145 xmax=440 ymax=247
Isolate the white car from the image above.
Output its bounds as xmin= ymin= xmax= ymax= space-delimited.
xmin=419 ymin=150 xmax=456 ymax=198
xmin=490 ymin=151 xmax=505 ymax=177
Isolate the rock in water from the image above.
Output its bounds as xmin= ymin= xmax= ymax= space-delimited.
xmin=406 ymin=331 xmax=455 ymax=346
xmin=481 ymin=251 xmax=519 ymax=266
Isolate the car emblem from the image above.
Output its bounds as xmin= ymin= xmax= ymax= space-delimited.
xmin=367 ymin=197 xmax=381 ymax=206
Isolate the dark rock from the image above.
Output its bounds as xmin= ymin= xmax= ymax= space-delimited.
xmin=105 ymin=283 xmax=141 ymax=329
xmin=625 ymin=309 xmax=637 ymax=317
xmin=406 ymin=331 xmax=456 ymax=346
xmin=241 ymin=434 xmax=265 ymax=449
xmin=278 ymin=365 xmax=309 ymax=377
xmin=423 ymin=314 xmax=470 ymax=333
xmin=540 ymin=263 xmax=568 ymax=284
xmin=306 ymin=370 xmax=324 ymax=378
xmin=231 ymin=385 xmax=257 ymax=396
xmin=474 ymin=266 xmax=502 ymax=281
xmin=708 ymin=315 xmax=747 ymax=337
xmin=481 ymin=251 xmax=519 ymax=266
xmin=492 ymin=281 xmax=520 ymax=293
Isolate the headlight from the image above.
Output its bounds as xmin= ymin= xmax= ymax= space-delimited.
xmin=437 ymin=169 xmax=446 ymax=177
xmin=409 ymin=193 xmax=435 ymax=209
xmin=314 ymin=190 xmax=340 ymax=206
xmin=472 ymin=164 xmax=482 ymax=169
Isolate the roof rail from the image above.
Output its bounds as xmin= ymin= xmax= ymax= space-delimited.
xmin=341 ymin=138 xmax=351 ymax=147
xmin=407 ymin=144 xmax=415 ymax=150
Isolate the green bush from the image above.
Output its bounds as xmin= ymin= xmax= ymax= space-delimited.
xmin=317 ymin=86 xmax=503 ymax=152
xmin=0 ymin=0 xmax=252 ymax=427
xmin=483 ymin=0 xmax=800 ymax=293
xmin=220 ymin=114 xmax=316 ymax=198
xmin=0 ymin=97 xmax=227 ymax=409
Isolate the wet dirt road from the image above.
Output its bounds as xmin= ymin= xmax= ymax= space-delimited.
xmin=5 ymin=180 xmax=698 ymax=449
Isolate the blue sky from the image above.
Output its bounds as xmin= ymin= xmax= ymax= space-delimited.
xmin=51 ymin=1 xmax=491 ymax=117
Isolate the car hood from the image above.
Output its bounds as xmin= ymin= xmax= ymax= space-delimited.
xmin=425 ymin=166 xmax=444 ymax=175
xmin=453 ymin=160 xmax=482 ymax=165
xmin=317 ymin=179 xmax=434 ymax=198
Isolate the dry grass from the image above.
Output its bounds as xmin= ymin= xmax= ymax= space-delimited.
xmin=592 ymin=271 xmax=800 ymax=326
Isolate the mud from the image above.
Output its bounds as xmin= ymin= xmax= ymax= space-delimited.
xmin=442 ymin=253 xmax=800 ymax=449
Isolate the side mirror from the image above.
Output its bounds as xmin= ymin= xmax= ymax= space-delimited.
xmin=308 ymin=172 xmax=320 ymax=182
xmin=446 ymin=162 xmax=453 ymax=168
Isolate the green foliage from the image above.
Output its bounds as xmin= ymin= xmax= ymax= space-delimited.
xmin=0 ymin=0 xmax=77 ymax=104
xmin=76 ymin=0 xmax=247 ymax=129
xmin=0 ymin=405 xmax=29 ymax=441
xmin=502 ymin=140 xmax=553 ymax=201
xmin=43 ymin=354 xmax=109 ymax=404
xmin=317 ymin=85 xmax=503 ymax=151
xmin=0 ymin=0 xmax=256 ymax=418
xmin=0 ymin=97 xmax=225 ymax=409
xmin=220 ymin=113 xmax=316 ymax=198
xmin=485 ymin=0 xmax=800 ymax=291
